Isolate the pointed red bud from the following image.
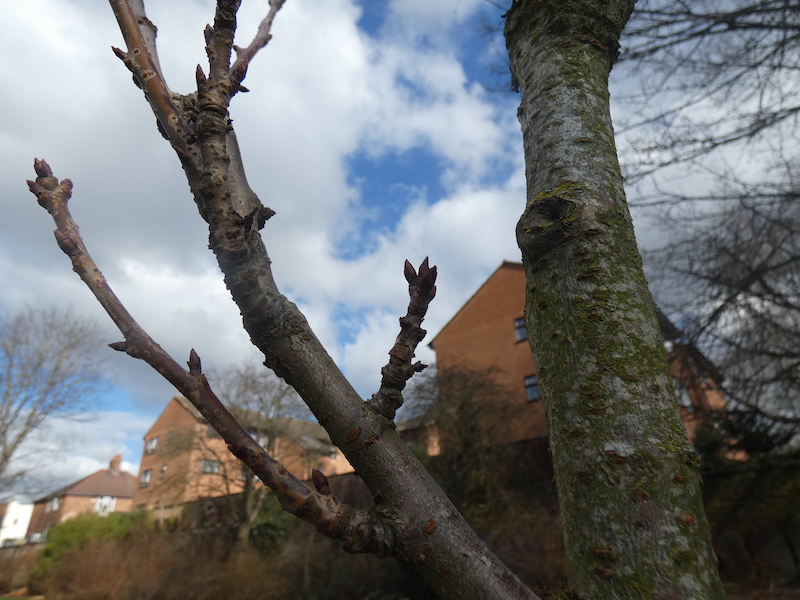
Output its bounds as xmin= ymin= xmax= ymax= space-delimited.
xmin=33 ymin=159 xmax=52 ymax=178
xmin=312 ymin=469 xmax=331 ymax=495
xmin=404 ymin=259 xmax=416 ymax=284
xmin=188 ymin=348 xmax=202 ymax=375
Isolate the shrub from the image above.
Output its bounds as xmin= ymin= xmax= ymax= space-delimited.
xmin=32 ymin=511 xmax=149 ymax=583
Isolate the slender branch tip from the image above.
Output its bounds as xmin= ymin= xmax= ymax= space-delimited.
xmin=188 ymin=348 xmax=202 ymax=375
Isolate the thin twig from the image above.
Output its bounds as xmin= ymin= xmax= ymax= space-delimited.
xmin=109 ymin=0 xmax=201 ymax=181
xmin=368 ymin=258 xmax=437 ymax=420
xmin=26 ymin=159 xmax=397 ymax=555
xmin=230 ymin=0 xmax=288 ymax=84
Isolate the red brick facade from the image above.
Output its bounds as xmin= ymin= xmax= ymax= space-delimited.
xmin=26 ymin=456 xmax=135 ymax=542
xmin=132 ymin=397 xmax=353 ymax=518
xmin=430 ymin=262 xmax=727 ymax=450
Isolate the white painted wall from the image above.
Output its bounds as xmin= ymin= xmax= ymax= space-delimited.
xmin=0 ymin=501 xmax=34 ymax=546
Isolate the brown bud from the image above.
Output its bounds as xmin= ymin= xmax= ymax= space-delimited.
xmin=311 ymin=469 xmax=331 ymax=495
xmin=196 ymin=65 xmax=208 ymax=93
xmin=404 ymin=259 xmax=416 ymax=284
xmin=187 ymin=349 xmax=202 ymax=375
xmin=33 ymin=158 xmax=53 ymax=179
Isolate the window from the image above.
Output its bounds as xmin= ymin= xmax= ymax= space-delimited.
xmin=145 ymin=437 xmax=159 ymax=454
xmin=140 ymin=469 xmax=152 ymax=488
xmin=524 ymin=375 xmax=541 ymax=401
xmin=160 ymin=465 xmax=167 ymax=480
xmin=514 ymin=317 xmax=528 ymax=342
xmin=95 ymin=496 xmax=116 ymax=516
xmin=45 ymin=497 xmax=60 ymax=513
xmin=201 ymin=460 xmax=221 ymax=474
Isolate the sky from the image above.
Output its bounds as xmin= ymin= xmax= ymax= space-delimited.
xmin=0 ymin=0 xmax=668 ymax=498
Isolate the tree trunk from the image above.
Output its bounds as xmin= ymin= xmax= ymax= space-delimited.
xmin=505 ymin=2 xmax=725 ymax=599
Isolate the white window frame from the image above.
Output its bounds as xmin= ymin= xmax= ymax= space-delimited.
xmin=95 ymin=496 xmax=116 ymax=516
xmin=140 ymin=469 xmax=152 ymax=488
xmin=145 ymin=437 xmax=159 ymax=455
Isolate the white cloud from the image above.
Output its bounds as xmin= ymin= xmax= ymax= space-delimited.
xmin=1 ymin=0 xmax=525 ymax=501
xmin=8 ymin=410 xmax=153 ymax=502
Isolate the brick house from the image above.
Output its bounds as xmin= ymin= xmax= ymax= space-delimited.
xmin=427 ymin=261 xmax=728 ymax=451
xmin=26 ymin=455 xmax=136 ymax=542
xmin=132 ymin=396 xmax=352 ymax=519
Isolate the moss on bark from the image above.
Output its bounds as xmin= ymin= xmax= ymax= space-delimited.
xmin=506 ymin=1 xmax=726 ymax=598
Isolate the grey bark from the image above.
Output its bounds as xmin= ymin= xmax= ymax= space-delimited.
xmin=505 ymin=1 xmax=726 ymax=598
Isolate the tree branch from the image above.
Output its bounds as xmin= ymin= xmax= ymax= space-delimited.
xmin=368 ymin=258 xmax=437 ymax=420
xmin=28 ymin=2 xmax=544 ymax=596
xmin=26 ymin=160 xmax=399 ymax=556
xmin=230 ymin=0 xmax=287 ymax=86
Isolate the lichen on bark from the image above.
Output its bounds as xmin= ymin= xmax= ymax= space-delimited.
xmin=505 ymin=1 xmax=726 ymax=598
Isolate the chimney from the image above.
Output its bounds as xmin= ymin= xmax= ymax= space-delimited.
xmin=109 ymin=455 xmax=122 ymax=474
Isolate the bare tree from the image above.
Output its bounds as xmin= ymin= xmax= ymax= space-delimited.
xmin=616 ymin=0 xmax=800 ymax=448
xmin=25 ymin=0 xmax=726 ymax=598
xmin=208 ymin=360 xmax=319 ymax=544
xmin=0 ymin=308 xmax=105 ymax=496
xmin=403 ymin=365 xmax=525 ymax=506
xmin=648 ymin=185 xmax=800 ymax=427
xmin=618 ymin=0 xmax=800 ymax=181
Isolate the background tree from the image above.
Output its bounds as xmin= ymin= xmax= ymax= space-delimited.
xmin=618 ymin=0 xmax=800 ymax=180
xmin=26 ymin=0 xmax=727 ymax=597
xmin=208 ymin=360 xmax=317 ymax=544
xmin=0 ymin=307 xmax=105 ymax=497
xmin=614 ymin=0 xmax=800 ymax=449
xmin=646 ymin=188 xmax=800 ymax=447
xmin=403 ymin=365 xmax=526 ymax=507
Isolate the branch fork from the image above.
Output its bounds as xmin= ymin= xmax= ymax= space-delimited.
xmin=27 ymin=160 xmax=399 ymax=556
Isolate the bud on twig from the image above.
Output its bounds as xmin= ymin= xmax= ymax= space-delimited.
xmin=188 ymin=348 xmax=202 ymax=375
xmin=312 ymin=469 xmax=331 ymax=495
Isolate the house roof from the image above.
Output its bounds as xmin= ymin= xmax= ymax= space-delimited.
xmin=430 ymin=261 xmax=723 ymax=384
xmin=429 ymin=261 xmax=523 ymax=349
xmin=166 ymin=396 xmax=337 ymax=450
xmin=35 ymin=467 xmax=136 ymax=503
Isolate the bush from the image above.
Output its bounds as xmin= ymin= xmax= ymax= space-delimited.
xmin=249 ymin=492 xmax=297 ymax=552
xmin=32 ymin=511 xmax=149 ymax=583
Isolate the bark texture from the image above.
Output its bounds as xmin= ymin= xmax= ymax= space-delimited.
xmin=505 ymin=2 xmax=726 ymax=599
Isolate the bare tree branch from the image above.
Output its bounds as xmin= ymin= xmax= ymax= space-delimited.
xmin=231 ymin=0 xmax=287 ymax=84
xmin=368 ymin=258 xmax=437 ymax=420
xmin=26 ymin=160 xmax=399 ymax=556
